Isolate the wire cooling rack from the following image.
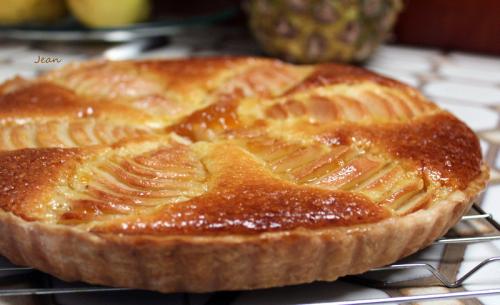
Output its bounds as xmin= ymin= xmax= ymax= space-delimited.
xmin=0 ymin=203 xmax=498 ymax=305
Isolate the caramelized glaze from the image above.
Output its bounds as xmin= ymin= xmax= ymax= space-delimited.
xmin=90 ymin=144 xmax=391 ymax=235
xmin=167 ymin=100 xmax=241 ymax=141
xmin=0 ymin=148 xmax=83 ymax=220
xmin=0 ymin=82 xmax=96 ymax=120
xmin=93 ymin=183 xmax=390 ymax=235
xmin=286 ymin=63 xmax=401 ymax=94
xmin=317 ymin=113 xmax=482 ymax=189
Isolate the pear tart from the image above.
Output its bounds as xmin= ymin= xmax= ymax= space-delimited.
xmin=0 ymin=58 xmax=488 ymax=293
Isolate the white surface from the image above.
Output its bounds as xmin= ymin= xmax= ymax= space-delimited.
xmin=449 ymin=53 xmax=500 ymax=72
xmin=440 ymin=64 xmax=500 ymax=83
xmin=424 ymin=81 xmax=500 ymax=105
xmin=367 ymin=66 xmax=420 ymax=87
xmin=436 ymin=102 xmax=498 ymax=131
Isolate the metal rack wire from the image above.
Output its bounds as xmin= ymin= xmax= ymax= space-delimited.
xmin=0 ymin=203 xmax=498 ymax=305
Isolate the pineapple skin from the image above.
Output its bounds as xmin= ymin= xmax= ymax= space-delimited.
xmin=247 ymin=0 xmax=403 ymax=63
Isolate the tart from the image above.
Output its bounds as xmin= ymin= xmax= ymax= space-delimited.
xmin=0 ymin=57 xmax=488 ymax=293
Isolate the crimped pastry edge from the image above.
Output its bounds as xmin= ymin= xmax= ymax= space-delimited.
xmin=0 ymin=165 xmax=488 ymax=293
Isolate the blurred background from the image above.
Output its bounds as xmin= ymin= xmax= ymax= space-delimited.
xmin=0 ymin=0 xmax=498 ymax=63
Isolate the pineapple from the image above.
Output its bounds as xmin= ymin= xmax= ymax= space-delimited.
xmin=246 ymin=0 xmax=403 ymax=63
xmin=67 ymin=0 xmax=151 ymax=28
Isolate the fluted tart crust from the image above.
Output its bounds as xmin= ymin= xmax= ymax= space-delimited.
xmin=0 ymin=57 xmax=488 ymax=292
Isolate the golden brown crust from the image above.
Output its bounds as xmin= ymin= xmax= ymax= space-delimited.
xmin=89 ymin=143 xmax=391 ymax=235
xmin=0 ymin=57 xmax=489 ymax=292
xmin=286 ymin=63 xmax=404 ymax=93
xmin=0 ymin=82 xmax=155 ymax=124
xmin=0 ymin=148 xmax=84 ymax=220
xmin=42 ymin=57 xmax=306 ymax=118
xmin=315 ymin=112 xmax=483 ymax=190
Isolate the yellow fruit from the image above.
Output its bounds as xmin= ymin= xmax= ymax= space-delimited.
xmin=67 ymin=0 xmax=150 ymax=28
xmin=0 ymin=0 xmax=66 ymax=25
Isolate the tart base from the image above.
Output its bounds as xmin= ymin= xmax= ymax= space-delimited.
xmin=0 ymin=165 xmax=488 ymax=293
